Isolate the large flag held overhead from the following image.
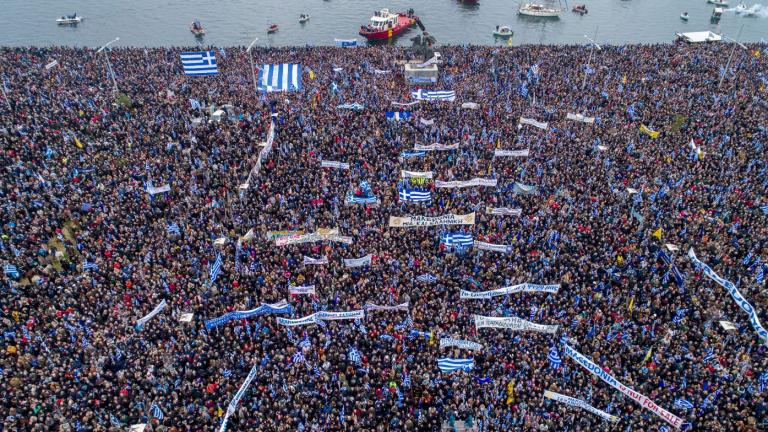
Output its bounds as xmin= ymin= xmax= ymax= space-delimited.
xmin=181 ymin=51 xmax=219 ymax=76
xmin=437 ymin=358 xmax=475 ymax=373
xmin=411 ymin=89 xmax=457 ymax=102
xmin=258 ymin=64 xmax=302 ymax=92
xmin=398 ymin=188 xmax=432 ymax=203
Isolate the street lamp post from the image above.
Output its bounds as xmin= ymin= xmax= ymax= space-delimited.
xmin=581 ymin=28 xmax=601 ymax=91
xmin=96 ymin=37 xmax=120 ymax=94
xmin=718 ymin=25 xmax=746 ymax=89
xmin=247 ymin=38 xmax=259 ymax=95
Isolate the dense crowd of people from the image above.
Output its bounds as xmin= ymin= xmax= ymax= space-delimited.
xmin=1 ymin=40 xmax=767 ymax=432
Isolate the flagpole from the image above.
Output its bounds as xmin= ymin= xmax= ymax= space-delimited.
xmin=247 ymin=38 xmax=259 ymax=96
xmin=581 ymin=28 xmax=600 ymax=91
xmin=96 ymin=37 xmax=120 ymax=94
xmin=718 ymin=25 xmax=746 ymax=89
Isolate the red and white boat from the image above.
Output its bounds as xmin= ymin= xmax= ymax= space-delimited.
xmin=359 ymin=8 xmax=417 ymax=41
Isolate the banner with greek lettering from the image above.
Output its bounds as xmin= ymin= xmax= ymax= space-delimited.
xmin=474 ymin=241 xmax=512 ymax=253
xmin=219 ymin=363 xmax=259 ymax=432
xmin=303 ymin=256 xmax=328 ymax=265
xmin=461 ymin=283 xmax=560 ymax=299
xmin=494 ymin=149 xmax=530 ymax=157
xmin=136 ymin=300 xmax=167 ymax=327
xmin=146 ymin=184 xmax=171 ymax=195
xmin=486 ymin=207 xmax=522 ymax=216
xmin=519 ymin=117 xmax=549 ymax=130
xmin=316 ymin=310 xmax=365 ymax=320
xmin=688 ymin=248 xmax=768 ymax=344
xmin=474 ymin=315 xmax=559 ymax=333
xmin=277 ymin=314 xmax=319 ymax=327
xmin=563 ymin=344 xmax=683 ymax=429
xmin=401 ymin=170 xmax=434 ymax=179
xmin=513 ymin=182 xmax=537 ymax=195
xmin=266 ymin=230 xmax=304 ymax=240
xmin=566 ymin=113 xmax=596 ymax=124
xmin=435 ymin=178 xmax=498 ymax=188
xmin=364 ymin=302 xmax=409 ymax=312
xmin=389 ymin=213 xmax=475 ymax=227
xmin=439 ymin=337 xmax=484 ymax=351
xmin=289 ymin=285 xmax=316 ymax=295
xmin=205 ymin=300 xmax=293 ymax=330
xmin=344 ymin=254 xmax=372 ymax=268
xmin=321 ymin=160 xmax=350 ymax=170
xmin=414 ymin=143 xmax=459 ymax=151
xmin=275 ymin=229 xmax=353 ymax=246
xmin=543 ymin=390 xmax=619 ymax=422
xmin=420 ymin=118 xmax=435 ymax=126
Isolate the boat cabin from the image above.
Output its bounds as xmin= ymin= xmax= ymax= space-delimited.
xmin=367 ymin=9 xmax=398 ymax=31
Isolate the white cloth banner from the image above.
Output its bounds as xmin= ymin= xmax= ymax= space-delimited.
xmin=276 ymin=314 xmax=319 ymax=327
xmin=275 ymin=229 xmax=353 ymax=246
xmin=519 ymin=117 xmax=549 ymax=130
xmin=566 ymin=113 xmax=596 ymax=124
xmin=435 ymin=178 xmax=497 ymax=188
xmin=303 ymin=256 xmax=328 ymax=265
xmin=563 ymin=344 xmax=684 ymax=429
xmin=688 ymin=248 xmax=768 ymax=344
xmin=513 ymin=182 xmax=537 ymax=195
xmin=401 ymin=170 xmax=434 ymax=179
xmin=45 ymin=60 xmax=59 ymax=70
xmin=420 ymin=118 xmax=435 ymax=126
xmin=461 ymin=283 xmax=560 ymax=299
xmin=146 ymin=184 xmax=171 ymax=195
xmin=364 ymin=302 xmax=409 ymax=312
xmin=344 ymin=254 xmax=372 ymax=268
xmin=439 ymin=337 xmax=484 ymax=351
xmin=289 ymin=285 xmax=316 ymax=295
xmin=494 ymin=149 xmax=530 ymax=157
xmin=219 ymin=363 xmax=259 ymax=432
xmin=474 ymin=241 xmax=512 ymax=253
xmin=543 ymin=390 xmax=619 ymax=422
xmin=461 ymin=102 xmax=479 ymax=110
xmin=136 ymin=300 xmax=168 ymax=327
xmin=474 ymin=315 xmax=559 ymax=333
xmin=414 ymin=143 xmax=459 ymax=151
xmin=392 ymin=101 xmax=420 ymax=107
xmin=486 ymin=207 xmax=522 ymax=216
xmin=389 ymin=213 xmax=475 ymax=227
xmin=321 ymin=160 xmax=350 ymax=170
xmin=316 ymin=310 xmax=365 ymax=320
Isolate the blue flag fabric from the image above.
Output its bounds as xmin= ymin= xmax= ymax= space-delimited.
xmin=181 ymin=51 xmax=218 ymax=76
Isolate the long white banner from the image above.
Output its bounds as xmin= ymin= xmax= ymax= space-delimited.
xmin=289 ymin=285 xmax=316 ymax=295
xmin=474 ymin=315 xmax=558 ymax=333
xmin=147 ymin=184 xmax=171 ymax=195
xmin=389 ymin=213 xmax=475 ymax=227
xmin=435 ymin=178 xmax=498 ymax=188
xmin=401 ymin=170 xmax=434 ymax=179
xmin=563 ymin=344 xmax=684 ymax=429
xmin=688 ymin=248 xmax=768 ymax=344
xmin=344 ymin=254 xmax=372 ymax=268
xmin=543 ymin=390 xmax=619 ymax=422
xmin=566 ymin=112 xmax=595 ymax=124
xmin=276 ymin=310 xmax=365 ymax=326
xmin=474 ymin=241 xmax=512 ymax=253
xmin=439 ymin=337 xmax=484 ymax=351
xmin=303 ymin=256 xmax=328 ymax=265
xmin=275 ymin=229 xmax=353 ymax=246
xmin=219 ymin=363 xmax=259 ymax=432
xmin=364 ymin=302 xmax=409 ymax=312
xmin=321 ymin=160 xmax=350 ymax=170
xmin=494 ymin=149 xmax=530 ymax=157
xmin=519 ymin=117 xmax=549 ymax=130
xmin=414 ymin=143 xmax=459 ymax=151
xmin=136 ymin=300 xmax=167 ymax=327
xmin=461 ymin=283 xmax=560 ymax=299
xmin=513 ymin=182 xmax=537 ymax=195
xmin=486 ymin=207 xmax=522 ymax=217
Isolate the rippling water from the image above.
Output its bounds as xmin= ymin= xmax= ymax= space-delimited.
xmin=3 ymin=0 xmax=767 ymax=47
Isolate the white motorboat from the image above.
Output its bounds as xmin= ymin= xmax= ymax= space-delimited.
xmin=518 ymin=3 xmax=562 ymax=17
xmin=56 ymin=14 xmax=82 ymax=25
xmin=734 ymin=3 xmax=756 ymax=15
xmin=680 ymin=11 xmax=690 ymax=20
xmin=493 ymin=25 xmax=514 ymax=37
xmin=299 ymin=14 xmax=311 ymax=23
xmin=711 ymin=7 xmax=724 ymax=21
xmin=707 ymin=0 xmax=729 ymax=7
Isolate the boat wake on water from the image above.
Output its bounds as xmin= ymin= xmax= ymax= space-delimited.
xmin=725 ymin=3 xmax=768 ymax=16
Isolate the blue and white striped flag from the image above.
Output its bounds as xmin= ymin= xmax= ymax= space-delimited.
xmin=258 ymin=64 xmax=302 ymax=92
xmin=334 ymin=38 xmax=358 ymax=47
xmin=411 ymin=89 xmax=456 ymax=102
xmin=416 ymin=274 xmax=438 ymax=283
xmin=761 ymin=204 xmax=768 ymax=215
xmin=209 ymin=253 xmax=223 ymax=284
xmin=742 ymin=251 xmax=754 ymax=266
xmin=700 ymin=389 xmax=721 ymax=409
xmin=348 ymin=346 xmax=362 ymax=365
xmin=109 ymin=414 xmax=122 ymax=427
xmin=440 ymin=232 xmax=474 ymax=248
xmin=292 ymin=351 xmax=305 ymax=364
xmin=222 ymin=369 xmax=232 ymax=377
xmin=548 ymin=346 xmax=562 ymax=370
xmin=437 ymin=358 xmax=474 ymax=373
xmin=674 ymin=399 xmax=694 ymax=410
xmin=403 ymin=371 xmax=412 ymax=388
xmin=672 ymin=308 xmax=686 ymax=324
xmin=82 ymin=261 xmax=99 ymax=271
xmin=757 ymin=266 xmax=765 ymax=284
xmin=399 ymin=188 xmax=431 ymax=203
xmin=759 ymin=370 xmax=768 ymax=392
xmin=181 ymin=51 xmax=218 ymax=76
xmin=167 ymin=222 xmax=181 ymax=235
xmin=150 ymin=402 xmax=164 ymax=420
xmin=401 ymin=150 xmax=426 ymax=158
xmin=3 ymin=264 xmax=19 ymax=278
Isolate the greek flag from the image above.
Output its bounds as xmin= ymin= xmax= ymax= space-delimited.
xmin=348 ymin=346 xmax=362 ymax=365
xmin=337 ymin=103 xmax=364 ymax=110
xmin=386 ymin=111 xmax=411 ymax=121
xmin=292 ymin=351 xmax=305 ymax=364
xmin=167 ymin=222 xmax=181 ymax=235
xmin=674 ymin=399 xmax=694 ymax=410
xmin=742 ymin=251 xmax=753 ymax=265
xmin=150 ymin=402 xmax=164 ymax=420
xmin=334 ymin=38 xmax=358 ymax=47
xmin=759 ymin=370 xmax=768 ymax=392
xmin=411 ymin=89 xmax=456 ymax=102
xmin=401 ymin=151 xmax=425 ymax=158
xmin=181 ymin=51 xmax=218 ymax=76
xmin=761 ymin=204 xmax=768 ymax=214
xmin=440 ymin=232 xmax=474 ymax=248
xmin=548 ymin=346 xmax=562 ymax=370
xmin=258 ymin=64 xmax=302 ymax=92
xmin=209 ymin=253 xmax=223 ymax=284
xmin=109 ymin=414 xmax=122 ymax=427
xmin=518 ymin=81 xmax=528 ymax=98
xmin=416 ymin=274 xmax=438 ymax=283
xmin=82 ymin=261 xmax=99 ymax=271
xmin=757 ymin=266 xmax=764 ymax=284
xmin=437 ymin=358 xmax=474 ymax=373
xmin=672 ymin=308 xmax=686 ymax=324
xmin=4 ymin=264 xmax=19 ymax=278
xmin=399 ymin=188 xmax=431 ymax=203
